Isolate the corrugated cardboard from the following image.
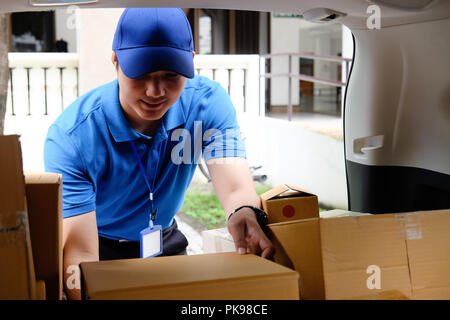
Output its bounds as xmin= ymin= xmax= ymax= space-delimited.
xmin=267 ymin=218 xmax=324 ymax=300
xmin=202 ymin=227 xmax=235 ymax=254
xmin=320 ymin=213 xmax=412 ymax=299
xmin=0 ymin=135 xmax=37 ymax=299
xmin=260 ymin=184 xmax=319 ymax=223
xmin=35 ymin=280 xmax=46 ymax=300
xmin=399 ymin=210 xmax=450 ymax=299
xmin=348 ymin=290 xmax=410 ymax=300
xmin=25 ymin=172 xmax=63 ymax=300
xmin=266 ymin=208 xmax=450 ymax=300
xmin=80 ymin=252 xmax=299 ymax=300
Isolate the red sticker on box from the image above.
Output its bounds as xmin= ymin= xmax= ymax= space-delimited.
xmin=282 ymin=205 xmax=295 ymax=218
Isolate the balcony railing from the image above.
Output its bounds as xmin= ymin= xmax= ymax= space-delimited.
xmin=7 ymin=52 xmax=79 ymax=118
xmin=6 ymin=52 xmax=351 ymax=121
xmin=260 ymin=52 xmax=353 ymax=121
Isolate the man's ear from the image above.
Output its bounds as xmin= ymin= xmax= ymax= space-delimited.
xmin=112 ymin=51 xmax=118 ymax=67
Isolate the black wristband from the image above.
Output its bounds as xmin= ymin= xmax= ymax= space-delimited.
xmin=227 ymin=205 xmax=268 ymax=228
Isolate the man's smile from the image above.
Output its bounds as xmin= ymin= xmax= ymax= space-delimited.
xmin=140 ymin=99 xmax=167 ymax=109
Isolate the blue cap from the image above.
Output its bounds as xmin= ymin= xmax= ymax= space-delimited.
xmin=112 ymin=8 xmax=194 ymax=79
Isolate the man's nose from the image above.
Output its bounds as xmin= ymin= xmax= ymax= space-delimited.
xmin=145 ymin=78 xmax=165 ymax=97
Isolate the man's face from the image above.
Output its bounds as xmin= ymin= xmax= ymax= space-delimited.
xmin=113 ymin=53 xmax=187 ymax=130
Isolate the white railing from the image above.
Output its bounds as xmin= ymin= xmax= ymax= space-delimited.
xmin=194 ymin=54 xmax=261 ymax=116
xmin=6 ymin=52 xmax=349 ymax=121
xmin=6 ymin=53 xmax=262 ymax=118
xmin=7 ymin=52 xmax=79 ymax=118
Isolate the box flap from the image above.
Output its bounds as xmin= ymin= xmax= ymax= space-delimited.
xmin=267 ymin=218 xmax=325 ymax=300
xmin=261 ymin=184 xmax=313 ymax=202
xmin=24 ymin=172 xmax=62 ymax=185
xmin=285 ymin=184 xmax=314 ymax=195
xmin=260 ymin=185 xmax=290 ymax=202
xmin=25 ymin=174 xmax=63 ymax=300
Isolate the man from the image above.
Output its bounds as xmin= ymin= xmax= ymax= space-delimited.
xmin=44 ymin=8 xmax=274 ymax=300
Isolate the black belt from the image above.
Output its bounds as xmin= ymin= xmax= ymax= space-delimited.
xmin=98 ymin=219 xmax=188 ymax=260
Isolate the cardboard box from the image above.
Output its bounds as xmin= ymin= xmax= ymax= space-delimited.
xmin=35 ymin=280 xmax=47 ymax=300
xmin=348 ymin=290 xmax=410 ymax=300
xmin=0 ymin=135 xmax=37 ymax=299
xmin=202 ymin=227 xmax=235 ymax=254
xmin=80 ymin=252 xmax=300 ymax=300
xmin=25 ymin=172 xmax=63 ymax=300
xmin=260 ymin=184 xmax=319 ymax=224
xmin=267 ymin=208 xmax=450 ymax=300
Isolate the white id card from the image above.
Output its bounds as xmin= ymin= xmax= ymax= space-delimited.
xmin=140 ymin=225 xmax=163 ymax=258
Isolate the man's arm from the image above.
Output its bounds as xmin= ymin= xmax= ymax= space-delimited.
xmin=206 ymin=157 xmax=274 ymax=259
xmin=62 ymin=211 xmax=99 ymax=300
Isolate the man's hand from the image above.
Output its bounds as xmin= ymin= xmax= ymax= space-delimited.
xmin=227 ymin=207 xmax=274 ymax=259
xmin=206 ymin=157 xmax=275 ymax=259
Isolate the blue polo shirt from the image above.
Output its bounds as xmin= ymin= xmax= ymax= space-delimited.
xmin=44 ymin=75 xmax=246 ymax=241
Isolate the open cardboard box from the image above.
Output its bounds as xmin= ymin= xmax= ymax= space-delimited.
xmin=0 ymin=135 xmax=63 ymax=300
xmin=80 ymin=252 xmax=300 ymax=300
xmin=261 ymin=184 xmax=319 ymax=223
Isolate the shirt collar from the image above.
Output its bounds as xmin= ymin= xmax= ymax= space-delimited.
xmin=101 ymin=79 xmax=186 ymax=143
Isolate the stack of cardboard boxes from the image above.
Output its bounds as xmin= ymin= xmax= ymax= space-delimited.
xmin=0 ymin=135 xmax=300 ymax=300
xmin=2 ymin=134 xmax=449 ymax=300
xmin=0 ymin=135 xmax=62 ymax=300
xmin=203 ymin=184 xmax=450 ymax=300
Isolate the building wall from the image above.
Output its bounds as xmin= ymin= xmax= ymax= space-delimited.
xmin=54 ymin=8 xmax=77 ymax=52
xmin=77 ymin=8 xmax=124 ymax=95
xmin=238 ymin=112 xmax=348 ymax=209
xmin=269 ymin=14 xmax=302 ymax=106
xmin=269 ymin=14 xmax=351 ymax=108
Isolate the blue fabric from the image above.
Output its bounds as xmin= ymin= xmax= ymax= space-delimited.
xmin=113 ymin=8 xmax=194 ymax=79
xmin=44 ymin=75 xmax=246 ymax=241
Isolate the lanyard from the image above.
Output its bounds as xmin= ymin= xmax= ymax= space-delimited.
xmin=130 ymin=140 xmax=164 ymax=227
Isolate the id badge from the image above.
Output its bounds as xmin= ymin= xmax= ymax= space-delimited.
xmin=140 ymin=225 xmax=163 ymax=258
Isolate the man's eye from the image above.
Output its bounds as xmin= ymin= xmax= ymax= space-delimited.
xmin=166 ymin=73 xmax=179 ymax=78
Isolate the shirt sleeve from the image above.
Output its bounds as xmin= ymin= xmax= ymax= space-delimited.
xmin=44 ymin=124 xmax=96 ymax=218
xmin=200 ymin=82 xmax=247 ymax=161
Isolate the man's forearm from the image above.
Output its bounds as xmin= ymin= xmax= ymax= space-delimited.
xmin=64 ymin=251 xmax=99 ymax=300
xmin=63 ymin=249 xmax=98 ymax=300
xmin=221 ymin=188 xmax=261 ymax=221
